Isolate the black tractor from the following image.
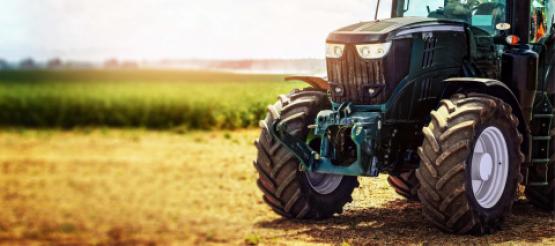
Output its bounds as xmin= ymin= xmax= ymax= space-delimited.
xmin=254 ymin=0 xmax=555 ymax=234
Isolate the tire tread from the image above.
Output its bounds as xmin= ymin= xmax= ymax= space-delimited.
xmin=254 ymin=88 xmax=357 ymax=219
xmin=417 ymin=93 xmax=523 ymax=234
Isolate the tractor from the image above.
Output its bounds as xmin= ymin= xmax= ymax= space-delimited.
xmin=254 ymin=0 xmax=555 ymax=234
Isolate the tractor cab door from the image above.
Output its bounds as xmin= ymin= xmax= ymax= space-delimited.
xmin=528 ymin=0 xmax=555 ymax=187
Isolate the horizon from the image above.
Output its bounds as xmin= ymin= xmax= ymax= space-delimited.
xmin=0 ymin=57 xmax=327 ymax=64
xmin=0 ymin=57 xmax=328 ymax=74
xmin=0 ymin=0 xmax=391 ymax=62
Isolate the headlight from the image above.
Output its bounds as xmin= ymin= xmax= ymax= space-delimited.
xmin=356 ymin=42 xmax=392 ymax=59
xmin=326 ymin=44 xmax=345 ymax=58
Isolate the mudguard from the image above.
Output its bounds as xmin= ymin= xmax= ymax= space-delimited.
xmin=442 ymin=78 xmax=527 ymax=132
xmin=285 ymin=76 xmax=330 ymax=91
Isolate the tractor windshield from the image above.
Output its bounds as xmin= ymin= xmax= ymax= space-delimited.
xmin=395 ymin=0 xmax=508 ymax=34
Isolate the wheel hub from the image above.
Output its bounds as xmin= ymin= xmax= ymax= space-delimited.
xmin=475 ymin=152 xmax=493 ymax=181
xmin=470 ymin=127 xmax=509 ymax=209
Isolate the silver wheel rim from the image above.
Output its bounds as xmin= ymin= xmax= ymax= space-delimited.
xmin=304 ymin=132 xmax=344 ymax=195
xmin=470 ymin=127 xmax=509 ymax=209
xmin=305 ymin=171 xmax=343 ymax=195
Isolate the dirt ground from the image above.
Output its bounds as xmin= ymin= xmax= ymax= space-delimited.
xmin=0 ymin=129 xmax=553 ymax=245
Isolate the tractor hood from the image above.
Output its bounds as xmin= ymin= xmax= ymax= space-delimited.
xmin=327 ymin=17 xmax=466 ymax=44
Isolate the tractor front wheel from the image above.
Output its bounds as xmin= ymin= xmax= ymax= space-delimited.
xmin=416 ymin=93 xmax=523 ymax=234
xmin=254 ymin=88 xmax=358 ymax=219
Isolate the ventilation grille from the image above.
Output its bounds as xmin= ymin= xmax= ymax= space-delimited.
xmin=422 ymin=36 xmax=437 ymax=68
xmin=327 ymin=46 xmax=388 ymax=105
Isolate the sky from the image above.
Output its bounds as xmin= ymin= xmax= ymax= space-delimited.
xmin=0 ymin=0 xmax=392 ymax=62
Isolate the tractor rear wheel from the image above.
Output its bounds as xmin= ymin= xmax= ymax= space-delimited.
xmin=254 ymin=88 xmax=358 ymax=219
xmin=416 ymin=93 xmax=523 ymax=234
xmin=387 ymin=171 xmax=419 ymax=201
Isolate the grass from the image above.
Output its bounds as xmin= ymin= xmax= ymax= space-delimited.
xmin=0 ymin=129 xmax=553 ymax=245
xmin=0 ymin=69 xmax=302 ymax=129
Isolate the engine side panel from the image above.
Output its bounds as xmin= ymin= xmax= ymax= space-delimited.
xmin=386 ymin=29 xmax=468 ymax=121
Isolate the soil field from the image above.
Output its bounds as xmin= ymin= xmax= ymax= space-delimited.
xmin=0 ymin=129 xmax=553 ymax=245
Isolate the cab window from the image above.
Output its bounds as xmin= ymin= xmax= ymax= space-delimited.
xmin=531 ymin=0 xmax=555 ymax=43
xmin=399 ymin=0 xmax=507 ymax=35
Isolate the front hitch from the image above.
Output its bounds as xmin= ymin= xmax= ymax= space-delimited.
xmin=269 ymin=104 xmax=384 ymax=177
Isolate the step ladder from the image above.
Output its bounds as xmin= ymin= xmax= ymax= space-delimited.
xmin=526 ymin=93 xmax=553 ymax=186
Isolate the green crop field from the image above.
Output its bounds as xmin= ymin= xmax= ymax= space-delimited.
xmin=0 ymin=69 xmax=302 ymax=130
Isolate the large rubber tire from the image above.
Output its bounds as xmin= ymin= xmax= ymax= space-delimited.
xmin=525 ymin=131 xmax=555 ymax=211
xmin=416 ymin=93 xmax=524 ymax=234
xmin=254 ymin=88 xmax=358 ymax=219
xmin=387 ymin=171 xmax=419 ymax=201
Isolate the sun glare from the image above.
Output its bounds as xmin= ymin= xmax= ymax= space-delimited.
xmin=0 ymin=0 xmax=381 ymax=61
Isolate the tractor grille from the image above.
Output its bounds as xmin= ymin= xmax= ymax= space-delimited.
xmin=327 ymin=45 xmax=388 ymax=104
xmin=327 ymin=40 xmax=411 ymax=105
